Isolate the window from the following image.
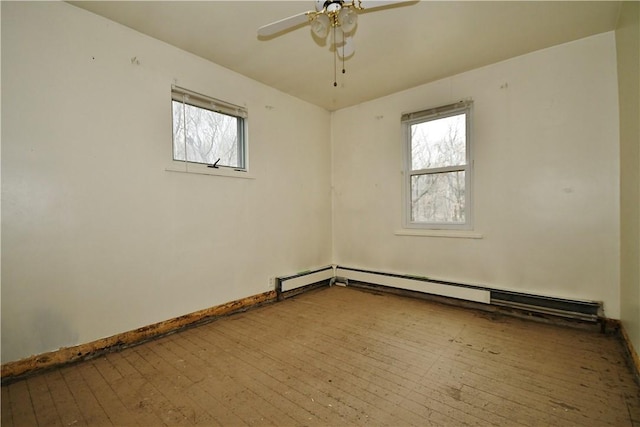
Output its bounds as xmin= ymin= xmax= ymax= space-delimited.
xmin=171 ymin=86 xmax=247 ymax=172
xmin=402 ymin=101 xmax=473 ymax=229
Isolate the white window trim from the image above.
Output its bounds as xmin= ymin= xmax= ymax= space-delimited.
xmin=402 ymin=100 xmax=474 ymax=230
xmin=165 ymin=163 xmax=255 ymax=179
xmin=167 ymin=85 xmax=250 ymax=179
xmin=394 ymin=229 xmax=483 ymax=239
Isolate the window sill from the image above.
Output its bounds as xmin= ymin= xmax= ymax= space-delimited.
xmin=394 ymin=229 xmax=483 ymax=239
xmin=165 ymin=164 xmax=254 ymax=179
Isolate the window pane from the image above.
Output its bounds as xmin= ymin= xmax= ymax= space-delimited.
xmin=411 ymin=171 xmax=465 ymax=223
xmin=172 ymin=101 xmax=240 ymax=168
xmin=411 ymin=113 xmax=466 ymax=170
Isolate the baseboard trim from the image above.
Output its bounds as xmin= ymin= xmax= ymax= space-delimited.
xmin=1 ymin=290 xmax=277 ymax=384
xmin=619 ymin=322 xmax=640 ymax=382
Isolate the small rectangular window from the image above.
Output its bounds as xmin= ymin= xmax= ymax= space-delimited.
xmin=171 ymin=86 xmax=247 ymax=171
xmin=402 ymin=101 xmax=473 ymax=229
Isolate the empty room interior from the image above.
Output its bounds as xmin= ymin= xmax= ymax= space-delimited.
xmin=1 ymin=0 xmax=639 ymax=425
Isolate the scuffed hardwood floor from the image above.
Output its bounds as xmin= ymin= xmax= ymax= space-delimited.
xmin=2 ymin=285 xmax=639 ymax=426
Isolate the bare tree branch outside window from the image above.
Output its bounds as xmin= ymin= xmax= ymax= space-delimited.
xmin=172 ymin=101 xmax=240 ymax=168
xmin=409 ymin=113 xmax=467 ymax=223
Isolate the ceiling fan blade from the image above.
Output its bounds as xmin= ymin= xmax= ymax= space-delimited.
xmin=358 ymin=0 xmax=415 ymax=10
xmin=257 ymin=12 xmax=311 ymax=37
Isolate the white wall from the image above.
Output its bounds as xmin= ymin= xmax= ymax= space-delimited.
xmin=617 ymin=2 xmax=640 ymax=356
xmin=1 ymin=2 xmax=332 ymax=363
xmin=1 ymin=2 xmax=625 ymax=366
xmin=332 ymin=32 xmax=621 ymax=317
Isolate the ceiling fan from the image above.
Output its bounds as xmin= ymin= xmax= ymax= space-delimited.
xmin=258 ymin=1 xmax=415 ymax=85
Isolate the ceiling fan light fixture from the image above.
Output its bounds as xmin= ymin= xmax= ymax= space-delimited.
xmin=311 ymin=13 xmax=331 ymax=38
xmin=338 ymin=7 xmax=357 ymax=33
xmin=338 ymin=35 xmax=355 ymax=59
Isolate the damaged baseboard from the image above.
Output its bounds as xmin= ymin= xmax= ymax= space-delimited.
xmin=1 ymin=290 xmax=277 ymax=384
xmin=619 ymin=322 xmax=640 ymax=383
xmin=2 ymin=264 xmax=619 ymax=384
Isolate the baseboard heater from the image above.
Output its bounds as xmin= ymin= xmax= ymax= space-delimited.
xmin=490 ymin=289 xmax=600 ymax=322
xmin=336 ymin=266 xmax=601 ymax=322
xmin=276 ymin=265 xmax=334 ymax=300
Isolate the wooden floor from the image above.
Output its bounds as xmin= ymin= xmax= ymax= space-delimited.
xmin=2 ymin=285 xmax=640 ymax=426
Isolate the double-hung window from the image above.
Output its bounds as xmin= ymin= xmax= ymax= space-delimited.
xmin=402 ymin=101 xmax=473 ymax=229
xmin=171 ymin=86 xmax=247 ymax=173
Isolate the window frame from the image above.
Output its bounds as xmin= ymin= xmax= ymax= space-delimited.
xmin=168 ymin=85 xmax=249 ymax=178
xmin=402 ymin=100 xmax=474 ymax=230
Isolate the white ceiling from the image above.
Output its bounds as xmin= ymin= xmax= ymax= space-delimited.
xmin=68 ymin=1 xmax=621 ymax=111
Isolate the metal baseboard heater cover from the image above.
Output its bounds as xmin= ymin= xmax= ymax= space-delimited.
xmin=275 ymin=265 xmax=601 ymax=322
xmin=336 ymin=266 xmax=490 ymax=304
xmin=336 ymin=266 xmax=601 ymax=322
xmin=276 ymin=266 xmax=334 ymax=300
xmin=490 ymin=289 xmax=600 ymax=322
